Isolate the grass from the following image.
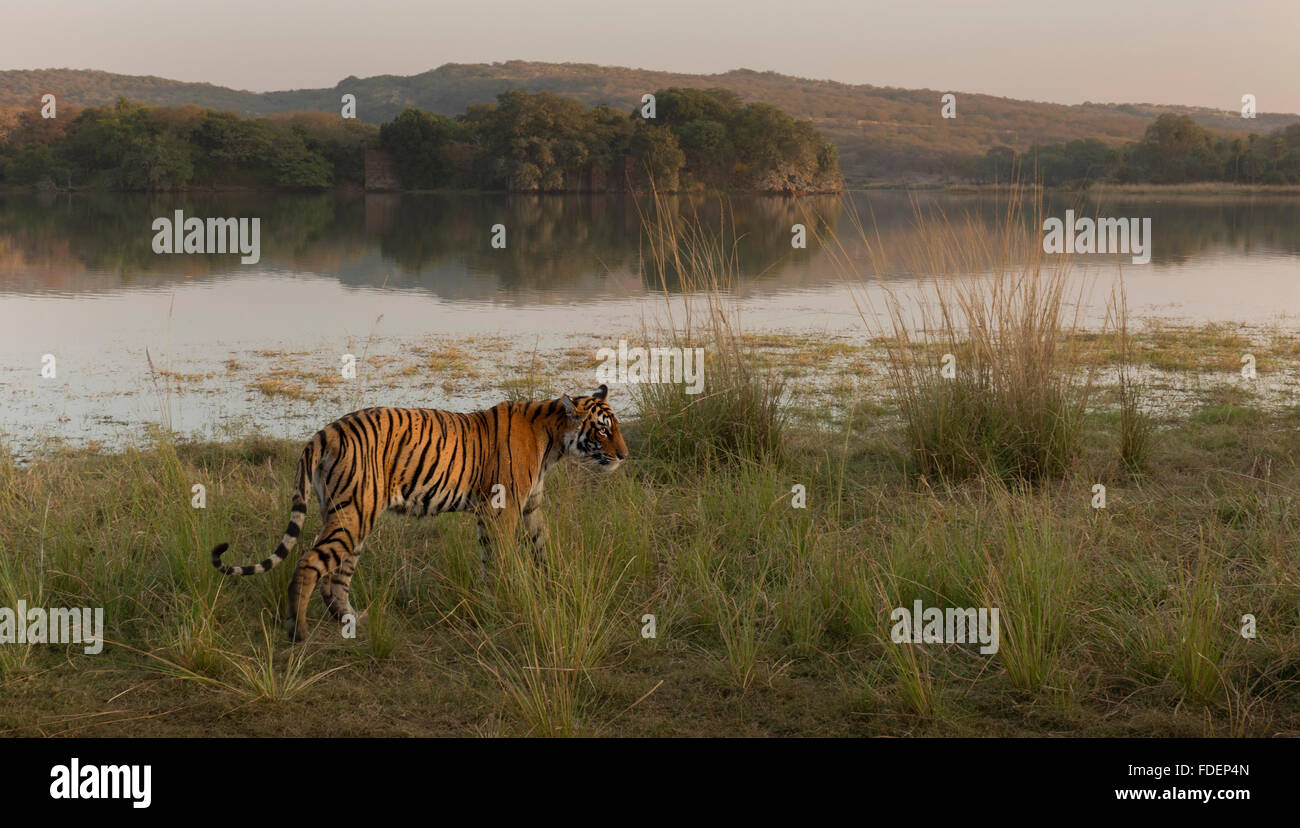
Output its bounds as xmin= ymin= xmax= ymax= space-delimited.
xmin=833 ymin=188 xmax=1094 ymax=484
xmin=630 ymin=187 xmax=788 ymax=472
xmin=982 ymin=493 xmax=1079 ymax=692
xmin=251 ymin=375 xmax=319 ymax=401
xmin=1113 ymin=279 xmax=1153 ymax=472
xmin=0 ymin=373 xmax=1298 ymax=735
xmin=1 ymin=190 xmax=1297 ymax=737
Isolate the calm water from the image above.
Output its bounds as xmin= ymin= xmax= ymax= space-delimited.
xmin=2 ymin=190 xmax=1298 ymax=454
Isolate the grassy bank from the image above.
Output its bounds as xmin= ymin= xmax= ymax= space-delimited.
xmin=931 ymin=182 xmax=1300 ymax=198
xmin=1083 ymin=182 xmax=1300 ymax=198
xmin=1 ymin=191 xmax=1297 ymax=738
xmin=0 ymin=369 xmax=1298 ymax=736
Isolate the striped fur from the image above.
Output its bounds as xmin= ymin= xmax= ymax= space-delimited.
xmin=210 ymin=385 xmax=627 ymax=640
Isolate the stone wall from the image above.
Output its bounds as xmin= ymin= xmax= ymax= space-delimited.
xmin=363 ymin=148 xmax=402 ymax=191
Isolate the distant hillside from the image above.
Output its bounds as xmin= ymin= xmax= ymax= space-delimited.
xmin=3 ymin=63 xmax=1298 ymax=184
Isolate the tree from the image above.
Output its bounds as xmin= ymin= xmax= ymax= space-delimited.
xmin=271 ymin=128 xmax=332 ymax=189
xmin=469 ymin=91 xmax=595 ymax=191
xmin=629 ymin=124 xmax=685 ymax=190
xmin=676 ymin=118 xmax=732 ymax=185
xmin=1131 ymin=114 xmax=1217 ymax=183
xmin=651 ymin=87 xmax=741 ymax=127
xmin=3 ymin=144 xmax=58 ymax=185
xmin=380 ymin=108 xmax=459 ymax=189
xmin=118 ymin=130 xmax=194 ymax=189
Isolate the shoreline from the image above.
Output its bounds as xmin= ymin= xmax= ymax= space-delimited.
xmin=5 ymin=183 xmax=847 ymax=197
xmin=10 ymin=182 xmax=1300 ymax=198
xmin=5 ymin=319 xmax=1298 ymax=465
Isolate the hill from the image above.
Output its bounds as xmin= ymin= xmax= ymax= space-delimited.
xmin=3 ymin=62 xmax=1298 ymax=184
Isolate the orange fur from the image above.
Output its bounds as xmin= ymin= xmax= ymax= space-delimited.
xmin=210 ymin=386 xmax=627 ymax=640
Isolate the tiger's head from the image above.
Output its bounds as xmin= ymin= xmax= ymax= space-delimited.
xmin=560 ymin=384 xmax=628 ymax=472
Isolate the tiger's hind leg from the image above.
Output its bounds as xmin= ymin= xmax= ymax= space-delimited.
xmin=286 ymin=515 xmax=361 ymax=641
xmin=319 ymin=549 xmax=366 ymax=625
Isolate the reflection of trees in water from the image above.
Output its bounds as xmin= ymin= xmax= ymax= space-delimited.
xmin=376 ymin=193 xmax=644 ymax=291
xmin=636 ymin=194 xmax=844 ymax=291
xmin=343 ymin=193 xmax=841 ymax=294
xmin=0 ymin=192 xmax=370 ymax=292
xmin=1071 ymin=199 xmax=1300 ymax=264
xmin=837 ymin=192 xmax=1300 ymax=271
xmin=1 ymin=191 xmax=1297 ymax=298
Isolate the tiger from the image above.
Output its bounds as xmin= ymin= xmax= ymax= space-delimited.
xmin=209 ymin=384 xmax=628 ymax=641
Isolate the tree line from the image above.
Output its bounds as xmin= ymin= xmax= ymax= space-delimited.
xmin=13 ymin=64 xmax=1298 ymax=186
xmin=964 ymin=114 xmax=1300 ymax=186
xmin=0 ymin=99 xmax=371 ymax=190
xmin=5 ymin=94 xmax=1297 ymax=191
xmin=0 ymin=88 xmax=843 ymax=193
xmin=381 ymin=87 xmax=842 ymax=192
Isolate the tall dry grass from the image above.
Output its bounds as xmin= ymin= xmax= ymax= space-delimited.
xmin=1109 ymin=276 xmax=1153 ymax=472
xmin=631 ymin=188 xmax=787 ymax=471
xmin=826 ymin=186 xmax=1096 ymax=483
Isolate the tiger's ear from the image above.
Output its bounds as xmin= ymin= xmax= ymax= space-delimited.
xmin=591 ymin=384 xmax=608 ymax=400
xmin=560 ymin=394 xmax=578 ymax=419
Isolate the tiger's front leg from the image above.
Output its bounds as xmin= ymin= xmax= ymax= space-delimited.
xmin=522 ymin=480 xmax=548 ymax=566
xmin=475 ymin=507 xmax=520 ymax=584
xmin=475 ymin=474 xmax=547 ymax=581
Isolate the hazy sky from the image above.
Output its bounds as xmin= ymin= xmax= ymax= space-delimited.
xmin=3 ymin=0 xmax=1297 ymax=113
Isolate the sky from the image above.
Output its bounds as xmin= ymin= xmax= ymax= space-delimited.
xmin=3 ymin=0 xmax=1297 ymax=113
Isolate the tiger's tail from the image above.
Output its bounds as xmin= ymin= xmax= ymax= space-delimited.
xmin=210 ymin=442 xmax=316 ymax=576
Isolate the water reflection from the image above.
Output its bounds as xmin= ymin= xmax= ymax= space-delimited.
xmin=0 ymin=190 xmax=1297 ymax=455
xmin=2 ymin=190 xmax=1296 ymax=301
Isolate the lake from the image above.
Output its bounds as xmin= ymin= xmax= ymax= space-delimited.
xmin=2 ymin=190 xmax=1298 ymax=456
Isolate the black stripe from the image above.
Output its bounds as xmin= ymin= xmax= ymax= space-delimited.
xmin=325 ymin=497 xmax=353 ymax=515
xmin=405 ymin=412 xmax=433 ymax=499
